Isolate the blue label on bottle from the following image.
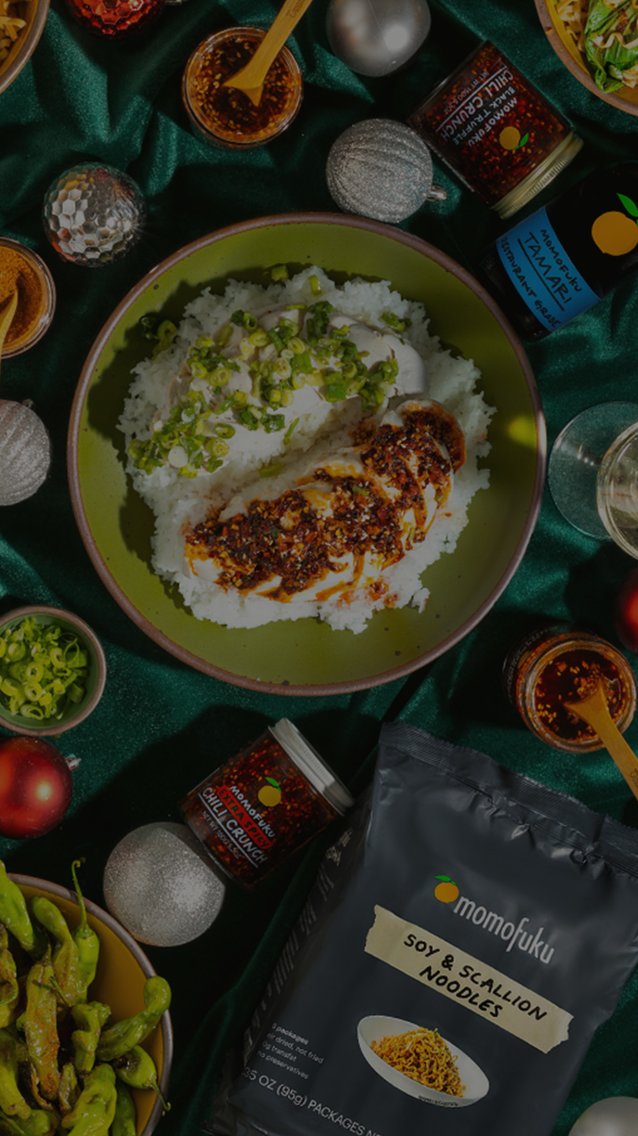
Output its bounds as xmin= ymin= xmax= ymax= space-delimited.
xmin=495 ymin=207 xmax=599 ymax=331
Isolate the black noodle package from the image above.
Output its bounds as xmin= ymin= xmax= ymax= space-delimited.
xmin=214 ymin=723 xmax=638 ymax=1136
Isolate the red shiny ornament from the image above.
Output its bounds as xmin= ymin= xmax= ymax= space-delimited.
xmin=0 ymin=737 xmax=73 ymax=839
xmin=615 ymin=568 xmax=638 ymax=653
xmin=64 ymin=0 xmax=165 ymax=38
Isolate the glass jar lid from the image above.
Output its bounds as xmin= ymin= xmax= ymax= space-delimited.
xmin=270 ymin=719 xmax=354 ymax=815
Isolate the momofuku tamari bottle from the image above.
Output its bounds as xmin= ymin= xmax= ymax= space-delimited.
xmin=480 ymin=162 xmax=638 ymax=339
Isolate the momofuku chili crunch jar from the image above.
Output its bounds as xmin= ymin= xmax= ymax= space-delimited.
xmin=504 ymin=627 xmax=636 ymax=753
xmin=408 ymin=41 xmax=582 ymax=219
xmin=180 ymin=719 xmax=353 ymax=888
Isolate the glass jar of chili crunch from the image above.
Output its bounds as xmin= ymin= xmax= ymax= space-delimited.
xmin=504 ymin=627 xmax=636 ymax=753
xmin=180 ymin=720 xmax=353 ymax=887
xmin=408 ymin=42 xmax=582 ymax=219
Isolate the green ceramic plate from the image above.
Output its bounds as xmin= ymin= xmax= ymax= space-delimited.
xmin=68 ymin=213 xmax=545 ymax=695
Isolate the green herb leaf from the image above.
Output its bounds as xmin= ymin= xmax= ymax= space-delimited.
xmin=618 ymin=193 xmax=638 ymax=218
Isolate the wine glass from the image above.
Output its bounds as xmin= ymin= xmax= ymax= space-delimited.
xmin=548 ymin=402 xmax=638 ymax=555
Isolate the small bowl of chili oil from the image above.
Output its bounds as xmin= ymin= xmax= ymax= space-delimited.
xmin=182 ymin=25 xmax=303 ymax=149
xmin=0 ymin=605 xmax=107 ymax=737
xmin=506 ymin=628 xmax=636 ymax=753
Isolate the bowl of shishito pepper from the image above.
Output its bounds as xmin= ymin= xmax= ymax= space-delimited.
xmin=0 ymin=861 xmax=172 ymax=1136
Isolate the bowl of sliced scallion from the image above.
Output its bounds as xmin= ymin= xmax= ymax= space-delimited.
xmin=0 ymin=606 xmax=106 ymax=736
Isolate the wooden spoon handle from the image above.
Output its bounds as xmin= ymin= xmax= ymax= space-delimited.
xmin=567 ymin=694 xmax=638 ymax=802
xmin=240 ymin=0 xmax=315 ymax=83
xmin=0 ymin=291 xmax=18 ymax=355
xmin=587 ymin=710 xmax=638 ymax=802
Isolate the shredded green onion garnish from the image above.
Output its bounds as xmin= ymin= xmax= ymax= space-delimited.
xmin=129 ymin=294 xmax=408 ymax=477
xmin=381 ymin=311 xmax=411 ymax=333
xmin=0 ymin=618 xmax=89 ymax=723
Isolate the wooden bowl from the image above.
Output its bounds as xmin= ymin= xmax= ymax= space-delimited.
xmin=0 ymin=0 xmax=49 ymax=96
xmin=535 ymin=0 xmax=638 ymax=117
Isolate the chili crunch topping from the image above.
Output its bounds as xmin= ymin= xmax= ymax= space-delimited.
xmin=185 ymin=28 xmax=302 ymax=146
xmin=185 ymin=401 xmax=465 ymax=604
xmin=534 ymin=649 xmax=630 ymax=744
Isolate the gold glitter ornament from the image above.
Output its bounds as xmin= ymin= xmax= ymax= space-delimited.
xmin=326 ymin=118 xmax=446 ymax=223
xmin=0 ymin=399 xmax=51 ymax=506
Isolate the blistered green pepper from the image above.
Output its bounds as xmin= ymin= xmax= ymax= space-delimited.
xmin=96 ymin=978 xmax=171 ymax=1062
xmin=70 ymin=863 xmax=99 ymax=992
xmin=60 ymin=1064 xmax=116 ymax=1136
xmin=58 ymin=1063 xmax=80 ymax=1116
xmin=31 ymin=897 xmax=84 ymax=1008
xmin=109 ymin=1085 xmax=135 ymax=1136
xmin=70 ymin=1003 xmax=110 ymax=1075
xmin=24 ymin=949 xmax=60 ymax=1102
xmin=0 ymin=1109 xmax=58 ymax=1136
xmin=113 ymin=1046 xmax=169 ymax=1112
xmin=0 ymin=865 xmax=41 ymax=956
xmin=0 ymin=928 xmax=19 ymax=1029
xmin=0 ymin=1029 xmax=31 ymax=1120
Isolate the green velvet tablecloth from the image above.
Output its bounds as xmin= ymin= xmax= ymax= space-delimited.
xmin=2 ymin=1 xmax=638 ymax=1133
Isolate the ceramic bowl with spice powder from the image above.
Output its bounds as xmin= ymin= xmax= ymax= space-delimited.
xmin=0 ymin=238 xmax=55 ymax=357
xmin=182 ymin=26 xmax=303 ymax=149
xmin=505 ymin=627 xmax=636 ymax=753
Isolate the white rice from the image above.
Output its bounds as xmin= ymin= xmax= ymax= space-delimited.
xmin=119 ymin=267 xmax=494 ymax=633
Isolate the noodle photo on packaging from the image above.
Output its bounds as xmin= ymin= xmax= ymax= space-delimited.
xmin=368 ymin=1025 xmax=464 ymax=1096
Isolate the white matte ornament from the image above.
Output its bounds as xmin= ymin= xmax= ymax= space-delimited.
xmin=326 ymin=0 xmax=431 ymax=77
xmin=0 ymin=400 xmax=51 ymax=506
xmin=103 ymin=821 xmax=226 ymax=947
xmin=326 ymin=118 xmax=445 ymax=223
xmin=569 ymin=1098 xmax=638 ymax=1135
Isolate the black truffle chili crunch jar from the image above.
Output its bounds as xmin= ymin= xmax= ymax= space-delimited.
xmin=180 ymin=719 xmax=353 ymax=888
xmin=408 ymin=41 xmax=582 ymax=219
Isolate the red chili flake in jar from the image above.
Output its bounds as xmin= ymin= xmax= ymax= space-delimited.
xmin=180 ymin=720 xmax=353 ymax=887
xmin=408 ymin=42 xmax=582 ymax=219
xmin=182 ymin=26 xmax=303 ymax=149
xmin=504 ymin=627 xmax=636 ymax=753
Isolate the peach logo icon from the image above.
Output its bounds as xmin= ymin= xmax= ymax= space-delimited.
xmin=434 ymin=875 xmax=459 ymax=904
xmin=499 ymin=125 xmax=529 ymax=151
xmin=591 ymin=193 xmax=638 ymax=256
xmin=257 ymin=777 xmax=282 ymax=807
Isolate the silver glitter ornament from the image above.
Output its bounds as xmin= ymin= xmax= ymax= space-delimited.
xmin=0 ymin=400 xmax=51 ymax=506
xmin=326 ymin=0 xmax=431 ymax=77
xmin=326 ymin=118 xmax=445 ymax=223
xmin=42 ymin=163 xmax=145 ymax=267
xmin=569 ymin=1098 xmax=638 ymax=1136
xmin=103 ymin=822 xmax=226 ymax=946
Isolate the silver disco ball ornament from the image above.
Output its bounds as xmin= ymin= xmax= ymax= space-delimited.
xmin=103 ymin=822 xmax=226 ymax=946
xmin=326 ymin=118 xmax=445 ymax=223
xmin=326 ymin=0 xmax=431 ymax=77
xmin=43 ymin=163 xmax=145 ymax=267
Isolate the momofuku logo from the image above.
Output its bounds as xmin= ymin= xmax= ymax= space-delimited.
xmin=434 ymin=877 xmax=556 ymax=965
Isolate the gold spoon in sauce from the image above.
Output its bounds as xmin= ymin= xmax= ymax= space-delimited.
xmin=0 ymin=290 xmax=18 ymax=359
xmin=565 ymin=679 xmax=638 ymax=802
xmin=223 ymin=0 xmax=315 ymax=106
